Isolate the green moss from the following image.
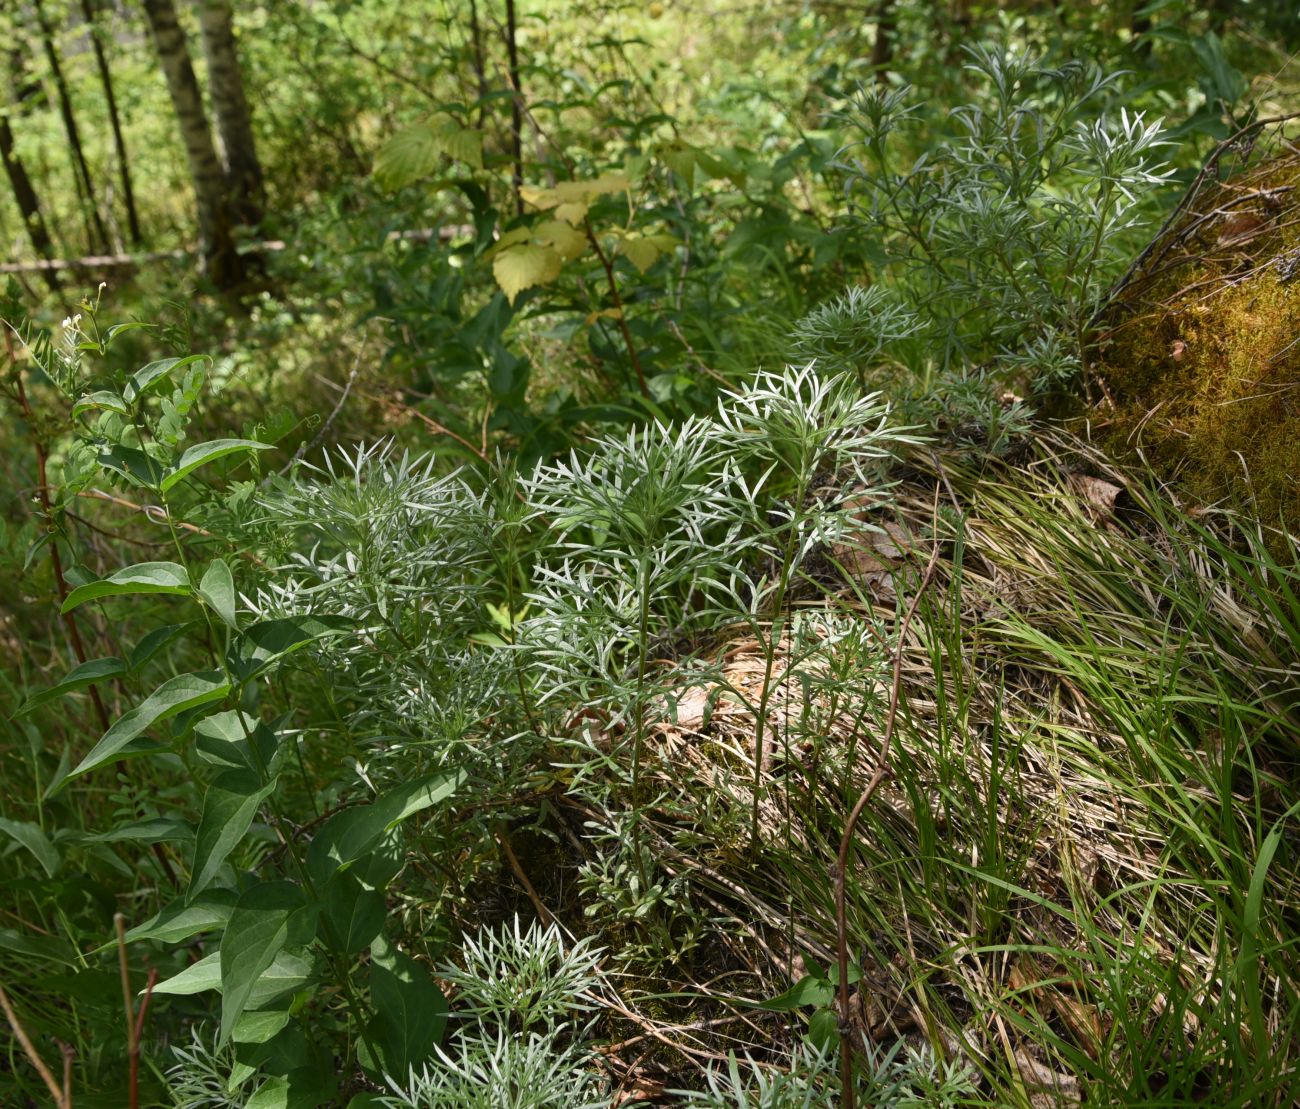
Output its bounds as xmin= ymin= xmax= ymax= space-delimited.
xmin=1097 ymin=153 xmax=1300 ymax=533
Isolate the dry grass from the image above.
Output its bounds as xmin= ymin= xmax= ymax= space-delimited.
xmin=601 ymin=433 xmax=1300 ymax=1104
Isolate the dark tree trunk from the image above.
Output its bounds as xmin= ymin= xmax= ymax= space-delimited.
xmin=871 ymin=0 xmax=896 ymax=87
xmin=141 ymin=0 xmax=244 ymax=288
xmin=80 ymin=0 xmax=142 ymax=246
xmin=32 ymin=0 xmax=110 ymax=253
xmin=504 ymin=0 xmax=523 ymax=217
xmin=0 ymin=105 xmax=61 ymax=292
xmin=196 ymin=0 xmax=264 ymax=229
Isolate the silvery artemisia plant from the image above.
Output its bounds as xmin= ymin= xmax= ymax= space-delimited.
xmin=379 ymin=919 xmax=607 ymax=1108
xmin=713 ymin=363 xmax=923 ymax=846
xmin=820 ymin=45 xmax=1172 ymax=427
xmin=252 ymin=443 xmax=512 ymax=777
xmin=521 ymin=414 xmax=752 ymax=785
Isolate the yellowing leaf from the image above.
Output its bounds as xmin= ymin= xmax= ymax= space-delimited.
xmin=616 ymin=231 xmax=677 ymax=273
xmin=374 ymin=115 xmax=484 ymax=190
xmin=493 ymin=244 xmax=562 ymax=304
xmin=520 ymin=174 xmax=631 ymax=225
xmin=535 ymin=219 xmax=587 ymax=261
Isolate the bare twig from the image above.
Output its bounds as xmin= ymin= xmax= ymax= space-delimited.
xmin=0 ymin=981 xmax=68 ymax=1107
xmin=496 ymin=830 xmax=556 ymax=927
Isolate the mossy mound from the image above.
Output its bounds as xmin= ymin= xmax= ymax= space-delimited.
xmin=1096 ymin=140 xmax=1300 ymax=531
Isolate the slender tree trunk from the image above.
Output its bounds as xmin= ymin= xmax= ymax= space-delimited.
xmin=0 ymin=105 xmax=61 ymax=292
xmin=32 ymin=0 xmax=110 ymax=253
xmin=871 ymin=0 xmax=896 ymax=86
xmin=196 ymin=0 xmax=263 ymax=228
xmin=504 ymin=0 xmax=523 ymax=217
xmin=80 ymin=0 xmax=142 ymax=246
xmin=467 ymin=0 xmax=488 ymax=128
xmin=141 ymin=0 xmax=242 ymax=288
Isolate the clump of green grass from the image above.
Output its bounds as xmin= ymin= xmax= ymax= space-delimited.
xmin=631 ymin=432 xmax=1300 ymax=1105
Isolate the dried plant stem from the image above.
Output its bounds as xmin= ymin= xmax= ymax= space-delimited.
xmin=834 ymin=536 xmax=941 ymax=1109
xmin=0 ymin=980 xmax=68 ymax=1107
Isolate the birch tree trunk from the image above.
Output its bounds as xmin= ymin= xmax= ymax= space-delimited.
xmin=141 ymin=0 xmax=243 ymax=287
xmin=0 ymin=103 xmax=61 ymax=291
xmin=32 ymin=0 xmax=110 ymax=253
xmin=81 ymin=0 xmax=142 ymax=246
xmin=196 ymin=0 xmax=263 ymax=228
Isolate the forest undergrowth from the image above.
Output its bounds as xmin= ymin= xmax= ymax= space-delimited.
xmin=1 ymin=3 xmax=1299 ymax=1107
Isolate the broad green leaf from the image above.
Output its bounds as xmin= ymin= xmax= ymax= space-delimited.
xmin=129 ymin=622 xmax=194 ymax=672
xmin=125 ymin=889 xmax=237 ymax=944
xmin=199 ymin=558 xmax=238 ymax=629
xmin=493 ymin=244 xmax=561 ymax=305
xmin=232 ymin=615 xmax=354 ymax=679
xmin=71 ymin=389 xmax=129 ymax=418
xmin=0 ymin=817 xmax=59 ymax=877
xmin=374 ymin=115 xmax=484 ymax=190
xmin=188 ymin=769 xmax=277 ymax=899
xmin=124 ymin=355 xmax=206 ymax=403
xmin=160 ymin=439 xmax=272 ymax=493
xmin=806 ymin=1006 xmax=839 ymax=1052
xmin=306 ymin=768 xmax=464 ymax=885
xmin=220 ymin=881 xmax=308 ymax=1044
xmin=321 ymin=872 xmax=386 ymax=954
xmin=244 ymin=1079 xmax=289 ymax=1109
xmin=79 ymin=817 xmax=193 ymax=846
xmin=72 ymin=671 xmax=230 ymax=779
xmin=152 ymin=948 xmax=312 ymax=1001
xmin=61 ymin=562 xmax=189 ymax=613
xmin=97 ymin=443 xmax=166 ymax=487
xmin=367 ymin=936 xmax=446 ymax=1076
xmin=0 ymin=928 xmax=75 ymax=966
xmin=17 ymin=656 xmax=126 ymax=714
xmin=232 ymin=1008 xmax=291 ymax=1045
xmin=757 ymin=974 xmax=834 ymax=1011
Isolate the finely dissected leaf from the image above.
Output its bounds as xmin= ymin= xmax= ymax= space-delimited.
xmin=519 ymin=173 xmax=631 ymax=225
xmin=493 ymin=243 xmax=562 ymax=305
xmin=367 ymin=936 xmax=446 ymax=1075
xmin=124 ymin=355 xmax=207 ymax=402
xmin=61 ymin=562 xmax=190 ymax=613
xmin=72 ymin=671 xmax=231 ymax=779
xmin=219 ymin=881 xmax=308 ymax=1043
xmin=199 ymin=558 xmax=238 ymax=629
xmin=160 ymin=438 xmax=272 ymax=493
xmin=305 ymin=768 xmax=465 ymax=884
xmin=17 ymin=656 xmax=126 ymax=714
xmin=373 ymin=115 xmax=484 ymax=190
xmin=232 ymin=615 xmax=355 ymax=679
xmin=125 ymin=888 xmax=237 ymax=944
xmin=152 ymin=948 xmax=312 ymax=1001
xmin=189 ymin=769 xmax=278 ymax=899
xmin=71 ymin=389 xmax=129 ymax=418
xmin=0 ymin=817 xmax=59 ymax=877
